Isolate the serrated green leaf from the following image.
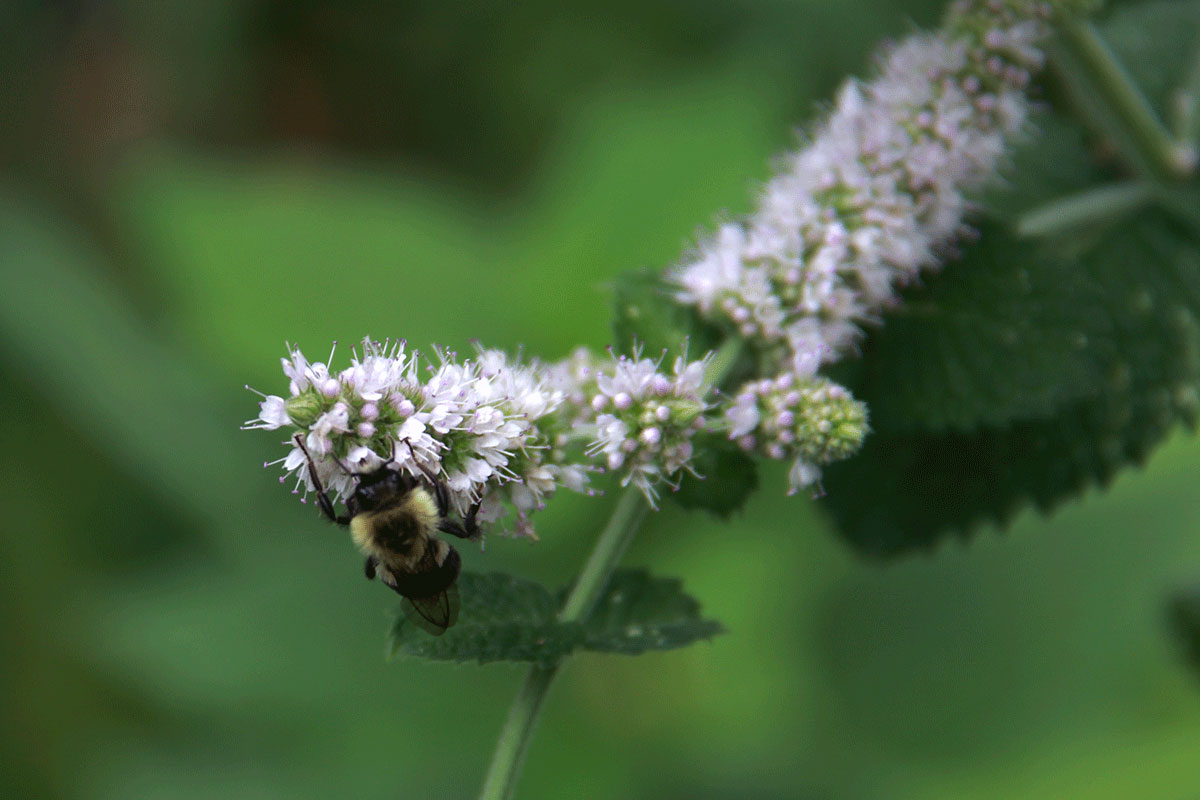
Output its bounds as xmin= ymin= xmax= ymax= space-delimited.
xmin=577 ymin=569 xmax=724 ymax=654
xmin=826 ymin=206 xmax=1200 ymax=557
xmin=390 ymin=572 xmax=583 ymax=666
xmin=985 ymin=112 xmax=1117 ymax=220
xmin=670 ymin=434 xmax=760 ymax=518
xmin=390 ymin=570 xmax=724 ymax=663
xmin=612 ymin=267 xmax=723 ymax=356
xmin=846 ymin=221 xmax=1117 ymax=433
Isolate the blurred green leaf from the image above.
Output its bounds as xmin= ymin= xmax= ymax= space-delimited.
xmin=846 ymin=221 xmax=1116 ymax=433
xmin=1168 ymin=582 xmax=1200 ymax=679
xmin=390 ymin=569 xmax=722 ymax=664
xmin=390 ymin=572 xmax=582 ymax=667
xmin=0 ymin=190 xmax=252 ymax=518
xmin=671 ymin=435 xmax=760 ymax=518
xmin=612 ymin=267 xmax=723 ymax=357
xmin=982 ymin=111 xmax=1120 ymax=235
xmin=579 ymin=569 xmax=724 ymax=654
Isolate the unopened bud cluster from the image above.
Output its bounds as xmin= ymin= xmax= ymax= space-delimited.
xmin=727 ymin=374 xmax=869 ymax=494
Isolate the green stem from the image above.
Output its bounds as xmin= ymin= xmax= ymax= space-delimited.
xmin=1014 ymin=181 xmax=1151 ymax=238
xmin=477 ymin=488 xmax=649 ymax=800
xmin=1054 ymin=20 xmax=1193 ymax=181
xmin=556 ymin=487 xmax=650 ymax=623
xmin=1173 ymin=40 xmax=1200 ymax=152
xmin=475 ymin=665 xmax=557 ymax=800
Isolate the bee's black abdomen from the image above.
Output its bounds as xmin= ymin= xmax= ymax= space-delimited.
xmin=389 ymin=547 xmax=461 ymax=599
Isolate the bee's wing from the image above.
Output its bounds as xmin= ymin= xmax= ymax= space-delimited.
xmin=380 ymin=546 xmax=462 ymax=636
xmin=400 ymin=585 xmax=460 ymax=637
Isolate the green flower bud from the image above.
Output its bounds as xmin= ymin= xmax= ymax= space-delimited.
xmin=285 ymin=392 xmax=325 ymax=427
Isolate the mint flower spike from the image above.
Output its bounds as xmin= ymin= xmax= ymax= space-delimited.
xmin=244 ymin=338 xmax=593 ymax=540
xmin=585 ymin=349 xmax=714 ymax=509
xmin=672 ymin=0 xmax=1067 ymax=376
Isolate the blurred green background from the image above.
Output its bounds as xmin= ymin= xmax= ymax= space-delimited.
xmin=3 ymin=1 xmax=1200 ymax=798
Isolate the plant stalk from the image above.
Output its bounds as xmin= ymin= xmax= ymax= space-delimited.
xmin=1054 ymin=20 xmax=1193 ymax=181
xmin=477 ymin=488 xmax=649 ymax=800
xmin=478 ymin=337 xmax=745 ymax=799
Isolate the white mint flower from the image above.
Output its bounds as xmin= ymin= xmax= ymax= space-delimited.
xmin=436 ymin=346 xmax=595 ymax=538
xmin=726 ymin=392 xmax=761 ymax=440
xmin=242 ymin=393 xmax=290 ymax=431
xmin=544 ymin=347 xmax=596 ymax=413
xmin=280 ymin=344 xmax=331 ymax=395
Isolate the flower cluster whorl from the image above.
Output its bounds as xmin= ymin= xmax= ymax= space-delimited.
xmin=585 ymin=351 xmax=713 ymax=507
xmin=467 ymin=349 xmax=594 ymax=538
xmin=244 ymin=339 xmax=592 ymax=539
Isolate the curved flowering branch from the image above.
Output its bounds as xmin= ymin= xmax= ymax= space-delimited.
xmin=674 ymin=0 xmax=1088 ymax=355
xmin=245 ymin=1 xmax=1097 ymax=523
xmin=240 ymin=2 xmax=1104 ymax=799
xmin=247 ymin=339 xmax=731 ymax=532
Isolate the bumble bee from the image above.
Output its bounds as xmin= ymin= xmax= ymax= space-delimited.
xmin=293 ymin=435 xmax=481 ymax=636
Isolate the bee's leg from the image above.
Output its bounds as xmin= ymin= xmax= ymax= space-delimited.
xmin=402 ymin=441 xmax=452 ymax=518
xmin=430 ymin=478 xmax=452 ymax=520
xmin=293 ymin=433 xmax=352 ymax=525
xmin=437 ymin=499 xmax=483 ymax=541
xmin=364 ymin=555 xmax=377 ymax=581
xmin=463 ymin=498 xmax=482 ymax=539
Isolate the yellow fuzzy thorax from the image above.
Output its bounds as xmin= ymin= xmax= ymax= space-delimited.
xmin=349 ymin=515 xmax=374 ymax=553
xmin=407 ymin=488 xmax=439 ymax=522
xmin=348 ymin=488 xmax=440 ymax=556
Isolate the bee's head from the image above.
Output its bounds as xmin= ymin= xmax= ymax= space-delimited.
xmin=349 ymin=466 xmax=408 ymax=512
